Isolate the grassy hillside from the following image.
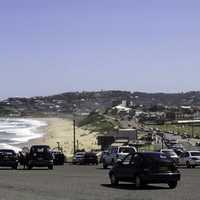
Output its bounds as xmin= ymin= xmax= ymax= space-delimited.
xmin=78 ymin=111 xmax=120 ymax=133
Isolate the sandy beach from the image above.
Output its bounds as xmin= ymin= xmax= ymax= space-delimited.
xmin=22 ymin=118 xmax=99 ymax=156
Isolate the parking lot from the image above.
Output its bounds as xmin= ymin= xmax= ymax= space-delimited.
xmin=0 ymin=164 xmax=199 ymax=200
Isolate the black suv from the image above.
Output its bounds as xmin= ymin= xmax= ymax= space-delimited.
xmin=27 ymin=145 xmax=53 ymax=170
xmin=0 ymin=149 xmax=18 ymax=169
xmin=109 ymin=152 xmax=181 ymax=189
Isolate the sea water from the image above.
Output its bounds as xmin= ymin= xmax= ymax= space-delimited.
xmin=0 ymin=118 xmax=47 ymax=152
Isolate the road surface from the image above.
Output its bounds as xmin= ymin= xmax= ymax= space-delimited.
xmin=0 ymin=164 xmax=199 ymax=200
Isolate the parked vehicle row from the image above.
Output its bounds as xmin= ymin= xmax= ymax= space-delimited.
xmin=160 ymin=148 xmax=200 ymax=168
xmin=0 ymin=145 xmax=66 ymax=170
xmin=1 ymin=142 xmax=200 ymax=191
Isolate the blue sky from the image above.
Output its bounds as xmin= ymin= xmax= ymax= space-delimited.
xmin=0 ymin=0 xmax=200 ymax=97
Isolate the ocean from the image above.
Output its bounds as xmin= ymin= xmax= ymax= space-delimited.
xmin=0 ymin=118 xmax=47 ymax=152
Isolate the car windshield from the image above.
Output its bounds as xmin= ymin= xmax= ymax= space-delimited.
xmin=119 ymin=147 xmax=135 ymax=153
xmin=191 ymin=152 xmax=200 ymax=156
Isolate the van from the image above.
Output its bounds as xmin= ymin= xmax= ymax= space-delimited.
xmin=102 ymin=145 xmax=137 ymax=169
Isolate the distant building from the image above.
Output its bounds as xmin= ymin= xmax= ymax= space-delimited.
xmin=98 ymin=128 xmax=137 ymax=150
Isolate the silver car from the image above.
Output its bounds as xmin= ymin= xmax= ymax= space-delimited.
xmin=160 ymin=149 xmax=179 ymax=164
xmin=179 ymin=151 xmax=200 ymax=168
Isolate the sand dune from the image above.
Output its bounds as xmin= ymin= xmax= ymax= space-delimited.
xmin=28 ymin=118 xmax=99 ymax=156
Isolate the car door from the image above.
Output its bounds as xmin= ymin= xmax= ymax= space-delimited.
xmin=118 ymin=153 xmax=143 ymax=182
xmin=178 ymin=152 xmax=186 ymax=165
xmin=179 ymin=152 xmax=189 ymax=165
xmin=183 ymin=152 xmax=190 ymax=165
xmin=116 ymin=154 xmax=134 ymax=181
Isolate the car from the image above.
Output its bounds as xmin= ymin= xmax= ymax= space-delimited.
xmin=171 ymin=143 xmax=185 ymax=151
xmin=72 ymin=152 xmax=85 ymax=164
xmin=72 ymin=152 xmax=98 ymax=165
xmin=173 ymin=148 xmax=184 ymax=156
xmin=160 ymin=149 xmax=179 ymax=164
xmin=0 ymin=149 xmax=18 ymax=169
xmin=102 ymin=145 xmax=137 ymax=169
xmin=178 ymin=151 xmax=200 ymax=168
xmin=52 ymin=150 xmax=65 ymax=165
xmin=27 ymin=145 xmax=54 ymax=170
xmin=99 ymin=150 xmax=109 ymax=163
xmin=109 ymin=152 xmax=181 ymax=189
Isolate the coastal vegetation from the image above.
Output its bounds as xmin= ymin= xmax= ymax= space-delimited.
xmin=78 ymin=111 xmax=120 ymax=133
xmin=0 ymin=106 xmax=17 ymax=116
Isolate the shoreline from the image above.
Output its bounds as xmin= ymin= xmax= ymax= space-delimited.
xmin=17 ymin=117 xmax=99 ymax=156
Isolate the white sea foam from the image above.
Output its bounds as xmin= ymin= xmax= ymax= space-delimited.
xmin=0 ymin=118 xmax=47 ymax=146
xmin=0 ymin=143 xmax=22 ymax=152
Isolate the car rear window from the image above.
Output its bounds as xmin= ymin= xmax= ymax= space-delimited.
xmin=143 ymin=153 xmax=176 ymax=172
xmin=76 ymin=153 xmax=85 ymax=157
xmin=31 ymin=147 xmax=50 ymax=153
xmin=119 ymin=147 xmax=136 ymax=154
xmin=162 ymin=151 xmax=177 ymax=156
xmin=143 ymin=153 xmax=170 ymax=161
xmin=191 ymin=152 xmax=200 ymax=156
xmin=0 ymin=150 xmax=15 ymax=155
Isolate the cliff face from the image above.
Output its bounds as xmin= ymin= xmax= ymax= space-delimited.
xmin=1 ymin=90 xmax=200 ymax=116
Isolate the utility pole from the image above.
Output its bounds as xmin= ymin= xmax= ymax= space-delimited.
xmin=73 ymin=118 xmax=76 ymax=155
xmin=73 ymin=104 xmax=77 ymax=155
xmin=161 ymin=133 xmax=164 ymax=149
xmin=77 ymin=140 xmax=79 ymax=151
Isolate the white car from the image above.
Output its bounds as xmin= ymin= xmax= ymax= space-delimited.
xmin=160 ymin=149 xmax=179 ymax=163
xmin=179 ymin=151 xmax=200 ymax=168
xmin=102 ymin=145 xmax=137 ymax=169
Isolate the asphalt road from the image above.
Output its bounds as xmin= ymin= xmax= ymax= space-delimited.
xmin=0 ymin=164 xmax=199 ymax=200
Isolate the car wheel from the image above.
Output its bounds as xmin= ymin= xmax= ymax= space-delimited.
xmin=135 ymin=176 xmax=142 ymax=188
xmin=110 ymin=173 xmax=119 ymax=186
xmin=186 ymin=161 xmax=191 ymax=168
xmin=168 ymin=181 xmax=177 ymax=189
xmin=192 ymin=165 xmax=196 ymax=168
xmin=48 ymin=165 xmax=53 ymax=170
